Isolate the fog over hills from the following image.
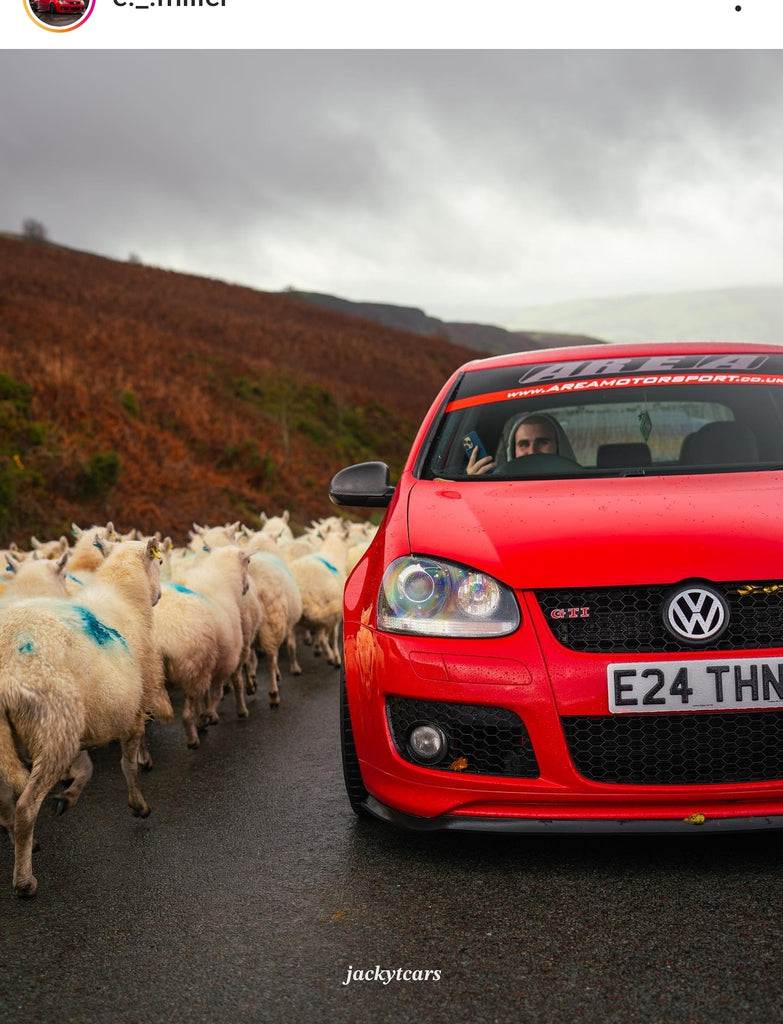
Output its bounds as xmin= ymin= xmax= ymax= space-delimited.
xmin=510 ymin=286 xmax=783 ymax=346
xmin=291 ymin=286 xmax=783 ymax=352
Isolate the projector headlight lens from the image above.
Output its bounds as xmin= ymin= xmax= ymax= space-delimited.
xmin=377 ymin=556 xmax=519 ymax=637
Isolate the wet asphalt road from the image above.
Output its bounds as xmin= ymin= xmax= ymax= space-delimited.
xmin=2 ymin=648 xmax=783 ymax=1024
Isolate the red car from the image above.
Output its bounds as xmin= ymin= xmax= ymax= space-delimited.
xmin=330 ymin=341 xmax=783 ymax=834
xmin=31 ymin=0 xmax=85 ymax=13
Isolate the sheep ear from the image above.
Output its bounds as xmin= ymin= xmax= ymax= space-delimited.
xmin=31 ymin=536 xmax=42 ymax=549
xmin=5 ymin=554 xmax=18 ymax=574
xmin=72 ymin=523 xmax=82 ymax=538
xmin=59 ymin=536 xmax=69 ymax=551
xmin=283 ymin=511 xmax=290 ymax=523
xmin=146 ymin=537 xmax=162 ymax=562
xmin=56 ymin=551 xmax=69 ymax=575
xmin=93 ymin=538 xmax=108 ymax=557
xmin=259 ymin=512 xmax=268 ymax=524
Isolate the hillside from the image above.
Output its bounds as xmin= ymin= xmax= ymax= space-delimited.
xmin=0 ymin=235 xmax=486 ymax=547
xmin=509 ymin=286 xmax=783 ymax=344
xmin=288 ymin=290 xmax=605 ymax=353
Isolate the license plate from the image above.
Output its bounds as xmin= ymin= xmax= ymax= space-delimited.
xmin=608 ymin=658 xmax=783 ymax=713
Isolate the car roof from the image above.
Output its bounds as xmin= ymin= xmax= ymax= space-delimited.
xmin=457 ymin=340 xmax=783 ymax=374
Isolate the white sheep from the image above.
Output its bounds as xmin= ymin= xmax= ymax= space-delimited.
xmin=245 ymin=551 xmax=303 ymax=706
xmin=0 ymin=538 xmax=165 ymax=898
xmin=258 ymin=510 xmax=294 ymax=542
xmin=154 ymin=545 xmax=250 ymax=747
xmin=285 ymin=544 xmax=345 ymax=667
xmin=65 ymin=522 xmax=117 ymax=595
xmin=1 ymin=550 xmax=70 ymax=602
xmin=30 ymin=535 xmax=69 ymax=560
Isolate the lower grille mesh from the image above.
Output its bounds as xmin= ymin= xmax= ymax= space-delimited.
xmin=386 ymin=697 xmax=539 ymax=778
xmin=562 ymin=711 xmax=783 ymax=785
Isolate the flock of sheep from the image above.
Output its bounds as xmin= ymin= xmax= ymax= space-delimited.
xmin=0 ymin=511 xmax=376 ymax=898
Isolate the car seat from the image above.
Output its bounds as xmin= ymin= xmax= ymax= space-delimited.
xmin=679 ymin=421 xmax=758 ymax=465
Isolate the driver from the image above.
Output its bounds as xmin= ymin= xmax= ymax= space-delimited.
xmin=466 ymin=413 xmax=574 ymax=475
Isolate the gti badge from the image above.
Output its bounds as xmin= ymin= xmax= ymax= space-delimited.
xmin=663 ymin=583 xmax=729 ymax=644
xmin=550 ymin=606 xmax=590 ymax=620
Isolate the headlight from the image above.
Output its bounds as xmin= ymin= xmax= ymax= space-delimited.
xmin=377 ymin=556 xmax=520 ymax=637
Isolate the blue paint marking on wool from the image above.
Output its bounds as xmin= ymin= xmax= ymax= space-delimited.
xmin=315 ymin=556 xmax=339 ymax=574
xmin=72 ymin=605 xmax=129 ymax=649
xmin=67 ymin=573 xmax=84 ymax=586
xmin=164 ymin=582 xmax=205 ymax=598
xmin=18 ymin=638 xmax=34 ymax=654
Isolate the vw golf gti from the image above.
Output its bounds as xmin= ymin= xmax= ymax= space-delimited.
xmin=330 ymin=341 xmax=783 ymax=833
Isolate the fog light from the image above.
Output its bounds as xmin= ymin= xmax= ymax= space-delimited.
xmin=407 ymin=723 xmax=448 ymax=765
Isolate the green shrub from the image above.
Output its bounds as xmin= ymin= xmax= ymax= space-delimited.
xmin=78 ymin=450 xmax=122 ymax=498
xmin=121 ymin=390 xmax=141 ymax=417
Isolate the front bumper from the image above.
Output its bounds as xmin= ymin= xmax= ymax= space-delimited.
xmin=344 ymin=598 xmax=783 ymax=827
xmin=363 ymin=795 xmax=783 ymax=834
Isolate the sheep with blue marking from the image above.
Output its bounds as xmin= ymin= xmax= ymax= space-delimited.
xmin=0 ymin=538 xmax=165 ymax=898
xmin=153 ymin=544 xmax=250 ymax=747
xmin=243 ymin=547 xmax=303 ymax=707
xmin=283 ymin=531 xmax=347 ymax=669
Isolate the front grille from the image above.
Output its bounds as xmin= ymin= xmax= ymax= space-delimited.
xmin=537 ymin=582 xmax=783 ymax=654
xmin=386 ymin=697 xmax=539 ymax=778
xmin=562 ymin=711 xmax=783 ymax=785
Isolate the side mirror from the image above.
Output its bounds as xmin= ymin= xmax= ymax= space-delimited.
xmin=329 ymin=462 xmax=395 ymax=508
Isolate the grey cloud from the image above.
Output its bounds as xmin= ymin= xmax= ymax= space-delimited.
xmin=2 ymin=49 xmax=783 ymax=316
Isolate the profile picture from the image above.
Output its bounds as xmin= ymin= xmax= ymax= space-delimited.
xmin=28 ymin=0 xmax=91 ymax=30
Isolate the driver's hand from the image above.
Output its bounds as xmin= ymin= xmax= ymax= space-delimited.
xmin=466 ymin=448 xmax=496 ymax=475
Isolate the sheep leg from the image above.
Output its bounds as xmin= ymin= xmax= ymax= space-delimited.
xmin=286 ymin=631 xmax=302 ymax=676
xmin=0 ymin=780 xmax=14 ymax=838
xmin=315 ymin=628 xmax=336 ymax=666
xmin=137 ymin=732 xmax=153 ymax=771
xmin=332 ymin=621 xmax=343 ymax=668
xmin=230 ymin=669 xmax=249 ymax=719
xmin=182 ymin=696 xmax=200 ymax=749
xmin=268 ymin=650 xmax=281 ymax=708
xmin=50 ymin=750 xmax=94 ymax=815
xmin=13 ymin=760 xmax=65 ymax=898
xmin=244 ymin=648 xmax=258 ymax=694
xmin=119 ymin=733 xmax=150 ymax=818
xmin=202 ymin=678 xmax=224 ymax=726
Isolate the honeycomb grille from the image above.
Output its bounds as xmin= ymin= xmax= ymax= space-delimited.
xmin=386 ymin=697 xmax=539 ymax=778
xmin=536 ymin=582 xmax=783 ymax=653
xmin=561 ymin=711 xmax=783 ymax=785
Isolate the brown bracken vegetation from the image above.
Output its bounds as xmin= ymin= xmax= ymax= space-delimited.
xmin=0 ymin=234 xmax=484 ymax=546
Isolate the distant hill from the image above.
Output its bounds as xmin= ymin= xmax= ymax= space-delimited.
xmin=509 ymin=286 xmax=783 ymax=345
xmin=287 ymin=290 xmax=604 ymax=354
xmin=0 ymin=236 xmax=485 ymax=545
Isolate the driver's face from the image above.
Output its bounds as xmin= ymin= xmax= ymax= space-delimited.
xmin=514 ymin=423 xmax=557 ymax=457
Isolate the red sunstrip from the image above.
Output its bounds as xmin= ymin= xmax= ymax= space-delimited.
xmin=444 ymin=373 xmax=783 ymax=413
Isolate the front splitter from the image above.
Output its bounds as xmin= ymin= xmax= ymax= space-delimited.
xmin=363 ymin=796 xmax=783 ymax=835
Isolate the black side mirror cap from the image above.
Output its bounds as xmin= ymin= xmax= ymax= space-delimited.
xmin=329 ymin=462 xmax=395 ymax=508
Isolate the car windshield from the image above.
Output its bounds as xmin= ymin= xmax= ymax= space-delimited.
xmin=420 ymin=351 xmax=783 ymax=480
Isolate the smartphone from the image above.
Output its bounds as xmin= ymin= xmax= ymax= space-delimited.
xmin=462 ymin=430 xmax=489 ymax=463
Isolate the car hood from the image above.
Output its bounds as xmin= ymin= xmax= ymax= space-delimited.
xmin=406 ymin=473 xmax=783 ymax=589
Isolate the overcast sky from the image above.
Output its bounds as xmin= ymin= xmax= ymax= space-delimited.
xmin=2 ymin=49 xmax=783 ymax=326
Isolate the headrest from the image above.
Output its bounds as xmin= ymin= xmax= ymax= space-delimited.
xmin=680 ymin=421 xmax=758 ymax=465
xmin=596 ymin=442 xmax=652 ymax=469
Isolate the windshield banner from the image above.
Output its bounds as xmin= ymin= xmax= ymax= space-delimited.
xmin=447 ymin=354 xmax=783 ymax=412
